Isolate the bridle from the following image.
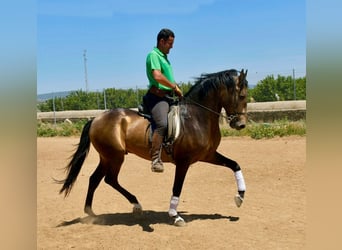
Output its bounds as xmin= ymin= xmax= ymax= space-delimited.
xmin=183 ymin=96 xmax=246 ymax=123
xmin=171 ymin=71 xmax=248 ymax=123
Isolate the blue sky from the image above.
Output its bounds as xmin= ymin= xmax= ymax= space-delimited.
xmin=37 ymin=0 xmax=306 ymax=94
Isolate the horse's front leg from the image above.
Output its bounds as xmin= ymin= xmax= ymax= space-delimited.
xmin=207 ymin=152 xmax=246 ymax=207
xmin=168 ymin=163 xmax=190 ymax=227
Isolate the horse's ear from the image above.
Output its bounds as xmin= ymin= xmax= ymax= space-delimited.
xmin=239 ymin=69 xmax=247 ymax=77
xmin=238 ymin=69 xmax=247 ymax=88
xmin=239 ymin=69 xmax=245 ymax=83
xmin=240 ymin=69 xmax=248 ymax=80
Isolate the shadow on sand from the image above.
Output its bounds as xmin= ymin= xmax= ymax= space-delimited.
xmin=57 ymin=211 xmax=239 ymax=232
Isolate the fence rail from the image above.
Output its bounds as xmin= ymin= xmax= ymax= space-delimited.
xmin=37 ymin=100 xmax=306 ymax=123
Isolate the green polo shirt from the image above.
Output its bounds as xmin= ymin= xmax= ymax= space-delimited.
xmin=146 ymin=47 xmax=175 ymax=91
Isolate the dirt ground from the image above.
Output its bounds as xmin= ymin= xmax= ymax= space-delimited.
xmin=37 ymin=136 xmax=306 ymax=249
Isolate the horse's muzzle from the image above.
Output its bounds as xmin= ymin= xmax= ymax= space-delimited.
xmin=229 ymin=117 xmax=246 ymax=130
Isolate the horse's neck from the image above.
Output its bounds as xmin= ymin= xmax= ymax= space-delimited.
xmin=179 ymin=101 xmax=221 ymax=142
xmin=187 ymin=91 xmax=222 ymax=115
xmin=182 ymin=92 xmax=222 ymax=126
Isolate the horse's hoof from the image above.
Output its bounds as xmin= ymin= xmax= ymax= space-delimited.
xmin=132 ymin=203 xmax=143 ymax=216
xmin=172 ymin=215 xmax=186 ymax=227
xmin=234 ymin=194 xmax=244 ymax=207
xmin=84 ymin=207 xmax=96 ymax=217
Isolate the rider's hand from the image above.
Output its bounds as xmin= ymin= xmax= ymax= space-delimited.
xmin=174 ymin=84 xmax=183 ymax=98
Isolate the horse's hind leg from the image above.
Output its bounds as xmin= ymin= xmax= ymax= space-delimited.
xmin=104 ymin=154 xmax=142 ymax=214
xmin=84 ymin=162 xmax=106 ymax=216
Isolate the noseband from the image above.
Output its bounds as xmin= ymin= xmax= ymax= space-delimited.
xmin=227 ymin=114 xmax=239 ymax=123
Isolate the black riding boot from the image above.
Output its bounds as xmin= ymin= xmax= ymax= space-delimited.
xmin=151 ymin=132 xmax=164 ymax=173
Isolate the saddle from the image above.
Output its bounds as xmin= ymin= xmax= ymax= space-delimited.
xmin=138 ymin=101 xmax=181 ymax=145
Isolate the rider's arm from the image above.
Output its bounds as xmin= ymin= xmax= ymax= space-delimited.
xmin=152 ymin=69 xmax=177 ymax=89
xmin=152 ymin=70 xmax=183 ymax=97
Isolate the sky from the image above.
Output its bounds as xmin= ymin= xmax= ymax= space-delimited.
xmin=37 ymin=0 xmax=306 ymax=94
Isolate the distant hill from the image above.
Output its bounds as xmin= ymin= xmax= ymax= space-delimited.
xmin=37 ymin=91 xmax=73 ymax=102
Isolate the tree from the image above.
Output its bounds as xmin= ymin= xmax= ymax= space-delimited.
xmin=37 ymin=74 xmax=306 ymax=112
xmin=179 ymin=81 xmax=193 ymax=94
xmin=294 ymin=77 xmax=306 ymax=100
xmin=249 ymin=75 xmax=306 ymax=102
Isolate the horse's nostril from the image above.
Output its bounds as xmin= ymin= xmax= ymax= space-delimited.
xmin=230 ymin=120 xmax=246 ymax=130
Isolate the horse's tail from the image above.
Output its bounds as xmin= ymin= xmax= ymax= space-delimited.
xmin=58 ymin=119 xmax=93 ymax=197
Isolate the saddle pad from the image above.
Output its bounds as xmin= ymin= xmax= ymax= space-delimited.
xmin=167 ymin=105 xmax=180 ymax=141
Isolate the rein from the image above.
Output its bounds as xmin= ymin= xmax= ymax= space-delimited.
xmin=183 ymin=97 xmax=245 ymax=122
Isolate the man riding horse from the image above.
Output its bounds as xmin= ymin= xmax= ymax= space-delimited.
xmin=144 ymin=28 xmax=183 ymax=173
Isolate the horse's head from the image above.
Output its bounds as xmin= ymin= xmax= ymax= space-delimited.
xmin=184 ymin=69 xmax=248 ymax=130
xmin=223 ymin=69 xmax=248 ymax=130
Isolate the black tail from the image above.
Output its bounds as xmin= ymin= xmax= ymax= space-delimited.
xmin=58 ymin=119 xmax=93 ymax=197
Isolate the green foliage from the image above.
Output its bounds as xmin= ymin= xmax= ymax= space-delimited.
xmin=37 ymin=74 xmax=306 ymax=112
xmin=37 ymin=82 xmax=196 ymax=112
xmin=220 ymin=119 xmax=306 ymax=139
xmin=37 ymin=88 xmax=146 ymax=112
xmin=38 ymin=119 xmax=305 ymax=139
xmin=178 ymin=81 xmax=193 ymax=94
xmin=37 ymin=120 xmax=89 ymax=137
xmin=248 ymin=75 xmax=306 ymax=102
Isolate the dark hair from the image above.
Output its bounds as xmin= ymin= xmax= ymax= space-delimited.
xmin=157 ymin=28 xmax=175 ymax=43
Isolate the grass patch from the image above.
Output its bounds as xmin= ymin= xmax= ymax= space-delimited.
xmin=220 ymin=119 xmax=306 ymax=139
xmin=37 ymin=119 xmax=89 ymax=137
xmin=37 ymin=119 xmax=306 ymax=139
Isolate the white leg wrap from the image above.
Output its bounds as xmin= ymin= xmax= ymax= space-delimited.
xmin=168 ymin=196 xmax=179 ymax=217
xmin=234 ymin=170 xmax=246 ymax=191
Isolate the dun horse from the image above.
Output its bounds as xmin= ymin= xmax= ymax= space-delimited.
xmin=59 ymin=69 xmax=248 ymax=226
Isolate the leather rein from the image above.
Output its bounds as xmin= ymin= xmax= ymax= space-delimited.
xmin=183 ymin=97 xmax=246 ymax=123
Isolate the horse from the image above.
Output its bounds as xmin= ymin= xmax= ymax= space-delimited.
xmin=58 ymin=68 xmax=248 ymax=226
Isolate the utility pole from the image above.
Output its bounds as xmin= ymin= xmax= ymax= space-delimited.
xmin=136 ymin=85 xmax=139 ymax=106
xmin=293 ymin=68 xmax=296 ymax=100
xmin=103 ymin=89 xmax=107 ymax=110
xmin=52 ymin=92 xmax=56 ymax=126
xmin=83 ymin=49 xmax=89 ymax=92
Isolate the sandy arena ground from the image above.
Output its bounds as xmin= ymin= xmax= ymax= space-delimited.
xmin=37 ymin=136 xmax=306 ymax=249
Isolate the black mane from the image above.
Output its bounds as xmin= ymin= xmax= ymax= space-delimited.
xmin=184 ymin=69 xmax=239 ymax=99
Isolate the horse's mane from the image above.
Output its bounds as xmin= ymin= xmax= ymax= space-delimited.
xmin=184 ymin=69 xmax=240 ymax=99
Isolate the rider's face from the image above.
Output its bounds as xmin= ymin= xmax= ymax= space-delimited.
xmin=159 ymin=37 xmax=174 ymax=55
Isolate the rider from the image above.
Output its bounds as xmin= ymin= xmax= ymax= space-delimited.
xmin=145 ymin=28 xmax=183 ymax=173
